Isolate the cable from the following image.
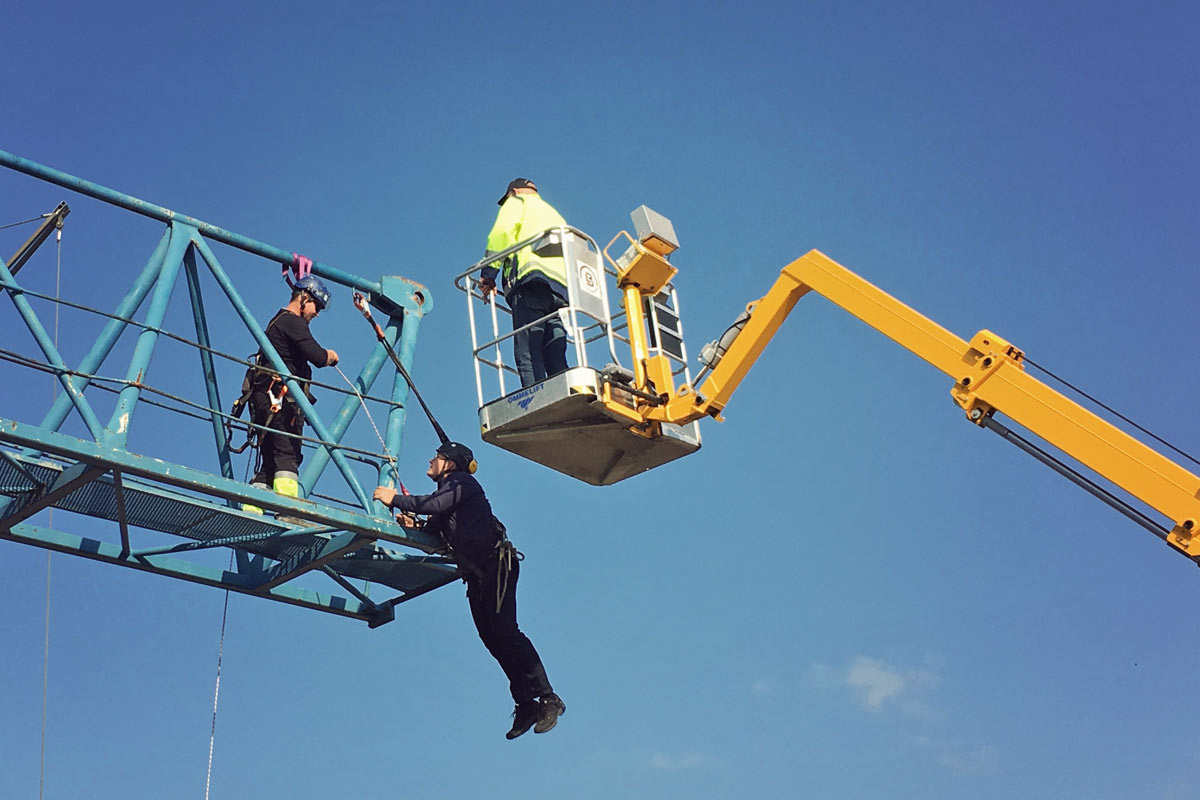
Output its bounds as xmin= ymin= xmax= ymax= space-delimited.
xmin=0 ymin=284 xmax=404 ymax=407
xmin=0 ymin=348 xmax=396 ymax=463
xmin=1 ymin=281 xmax=412 ymax=504
xmin=204 ymin=552 xmax=233 ymax=800
xmin=352 ymin=292 xmax=451 ymax=445
xmin=0 ymin=214 xmax=43 ymax=231
xmin=333 ymin=364 xmax=398 ymax=481
xmin=1025 ymin=356 xmax=1200 ymax=470
xmin=39 ymin=219 xmax=63 ymax=800
xmin=39 ymin=553 xmax=50 ymax=800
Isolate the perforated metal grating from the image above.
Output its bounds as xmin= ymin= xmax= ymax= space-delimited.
xmin=0 ymin=452 xmax=454 ymax=594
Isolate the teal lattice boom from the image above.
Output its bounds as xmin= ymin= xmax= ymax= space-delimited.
xmin=0 ymin=150 xmax=454 ymax=626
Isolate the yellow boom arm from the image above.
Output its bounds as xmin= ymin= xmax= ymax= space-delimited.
xmin=616 ymin=248 xmax=1200 ymax=559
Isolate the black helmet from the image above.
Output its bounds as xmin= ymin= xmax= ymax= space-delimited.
xmin=498 ymin=177 xmax=537 ymax=205
xmin=436 ymin=441 xmax=477 ymax=474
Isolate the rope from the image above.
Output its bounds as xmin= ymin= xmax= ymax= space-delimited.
xmin=38 ymin=213 xmax=64 ymax=800
xmin=496 ymin=540 xmax=515 ymax=613
xmin=333 ymin=364 xmax=398 ymax=482
xmin=39 ymin=553 xmax=50 ymax=800
xmin=204 ymin=552 xmax=233 ymax=800
xmin=0 ymin=283 xmax=404 ymax=406
xmin=1024 ymin=356 xmax=1200 ymax=470
xmin=0 ymin=214 xmax=43 ymax=231
xmin=331 ymin=363 xmax=391 ymax=597
xmin=351 ymin=292 xmax=451 ymax=445
xmin=0 ymin=348 xmax=395 ymax=465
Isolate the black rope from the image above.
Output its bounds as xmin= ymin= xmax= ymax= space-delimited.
xmin=309 ymin=490 xmax=371 ymax=509
xmin=0 ymin=215 xmax=44 ymax=231
xmin=0 ymin=284 xmax=405 ymax=408
xmin=352 ymin=292 xmax=450 ymax=445
xmin=0 ymin=284 xmax=423 ymax=508
xmin=0 ymin=348 xmax=396 ymax=464
xmin=1024 ymin=356 xmax=1200 ymax=470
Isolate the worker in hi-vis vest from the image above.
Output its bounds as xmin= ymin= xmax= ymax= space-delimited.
xmin=479 ymin=178 xmax=570 ymax=388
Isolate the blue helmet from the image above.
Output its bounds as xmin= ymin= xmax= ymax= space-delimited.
xmin=293 ymin=275 xmax=331 ymax=310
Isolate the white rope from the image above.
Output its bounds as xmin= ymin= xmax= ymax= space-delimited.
xmin=333 ymin=364 xmax=399 ymax=482
xmin=204 ymin=553 xmax=233 ymax=800
xmin=39 ymin=553 xmax=50 ymax=800
xmin=39 ymin=215 xmax=63 ymax=800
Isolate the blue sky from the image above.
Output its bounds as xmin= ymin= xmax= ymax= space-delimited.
xmin=3 ymin=1 xmax=1200 ymax=798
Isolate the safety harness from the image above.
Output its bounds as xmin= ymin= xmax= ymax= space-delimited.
xmin=491 ymin=518 xmax=522 ymax=613
xmin=226 ymin=255 xmax=316 ymax=455
xmin=225 ymin=305 xmax=313 ymax=456
xmin=226 ymin=365 xmax=293 ymax=454
xmin=419 ymin=514 xmax=522 ymax=613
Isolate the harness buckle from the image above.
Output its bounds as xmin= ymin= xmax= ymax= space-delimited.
xmin=267 ymin=378 xmax=288 ymax=414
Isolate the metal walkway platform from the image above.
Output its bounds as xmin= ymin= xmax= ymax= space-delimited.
xmin=479 ymin=367 xmax=702 ymax=485
xmin=0 ymin=420 xmax=459 ymax=627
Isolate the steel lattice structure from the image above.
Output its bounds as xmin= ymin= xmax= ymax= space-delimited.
xmin=0 ymin=150 xmax=458 ymax=627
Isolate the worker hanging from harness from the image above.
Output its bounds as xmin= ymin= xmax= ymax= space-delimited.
xmin=373 ymin=440 xmax=565 ymax=739
xmin=238 ymin=266 xmax=340 ymax=512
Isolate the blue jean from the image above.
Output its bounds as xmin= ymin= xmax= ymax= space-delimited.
xmin=509 ymin=281 xmax=568 ymax=387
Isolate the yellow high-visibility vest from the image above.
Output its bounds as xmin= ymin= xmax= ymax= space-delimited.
xmin=485 ymin=193 xmax=567 ymax=292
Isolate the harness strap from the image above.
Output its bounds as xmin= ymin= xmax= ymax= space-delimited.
xmin=267 ymin=378 xmax=288 ymax=414
xmin=435 ymin=526 xmax=521 ymax=614
xmin=226 ymin=356 xmax=261 ymax=454
xmin=226 ymin=364 xmax=288 ymax=455
xmin=493 ymin=536 xmax=523 ymax=614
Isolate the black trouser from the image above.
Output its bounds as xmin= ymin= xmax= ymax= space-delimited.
xmin=249 ymin=390 xmax=303 ymax=485
xmin=466 ymin=557 xmax=552 ymax=705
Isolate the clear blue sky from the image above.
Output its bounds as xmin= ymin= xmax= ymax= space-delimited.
xmin=3 ymin=2 xmax=1200 ymax=798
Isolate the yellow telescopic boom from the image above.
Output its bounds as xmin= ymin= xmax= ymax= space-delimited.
xmin=609 ymin=248 xmax=1200 ymax=560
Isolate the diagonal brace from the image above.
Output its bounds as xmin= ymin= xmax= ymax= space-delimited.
xmin=131 ymin=526 xmax=324 ymax=558
xmin=252 ymin=531 xmax=367 ymax=592
xmin=321 ymin=564 xmax=376 ymax=607
xmin=0 ymin=461 xmax=106 ymax=528
xmin=0 ymin=449 xmax=45 ymax=491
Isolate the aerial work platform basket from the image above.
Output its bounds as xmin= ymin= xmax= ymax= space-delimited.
xmin=454 ymin=219 xmax=701 ymax=485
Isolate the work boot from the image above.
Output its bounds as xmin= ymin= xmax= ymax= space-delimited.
xmin=506 ymin=702 xmax=539 ymax=740
xmin=273 ymin=471 xmax=317 ymax=526
xmin=242 ymin=481 xmax=270 ymax=514
xmin=272 ymin=471 xmax=301 ymax=498
xmin=534 ymin=693 xmax=566 ymax=734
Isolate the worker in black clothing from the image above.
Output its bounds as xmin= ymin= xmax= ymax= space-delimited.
xmin=246 ymin=276 xmax=339 ymax=505
xmin=372 ymin=441 xmax=565 ymax=739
